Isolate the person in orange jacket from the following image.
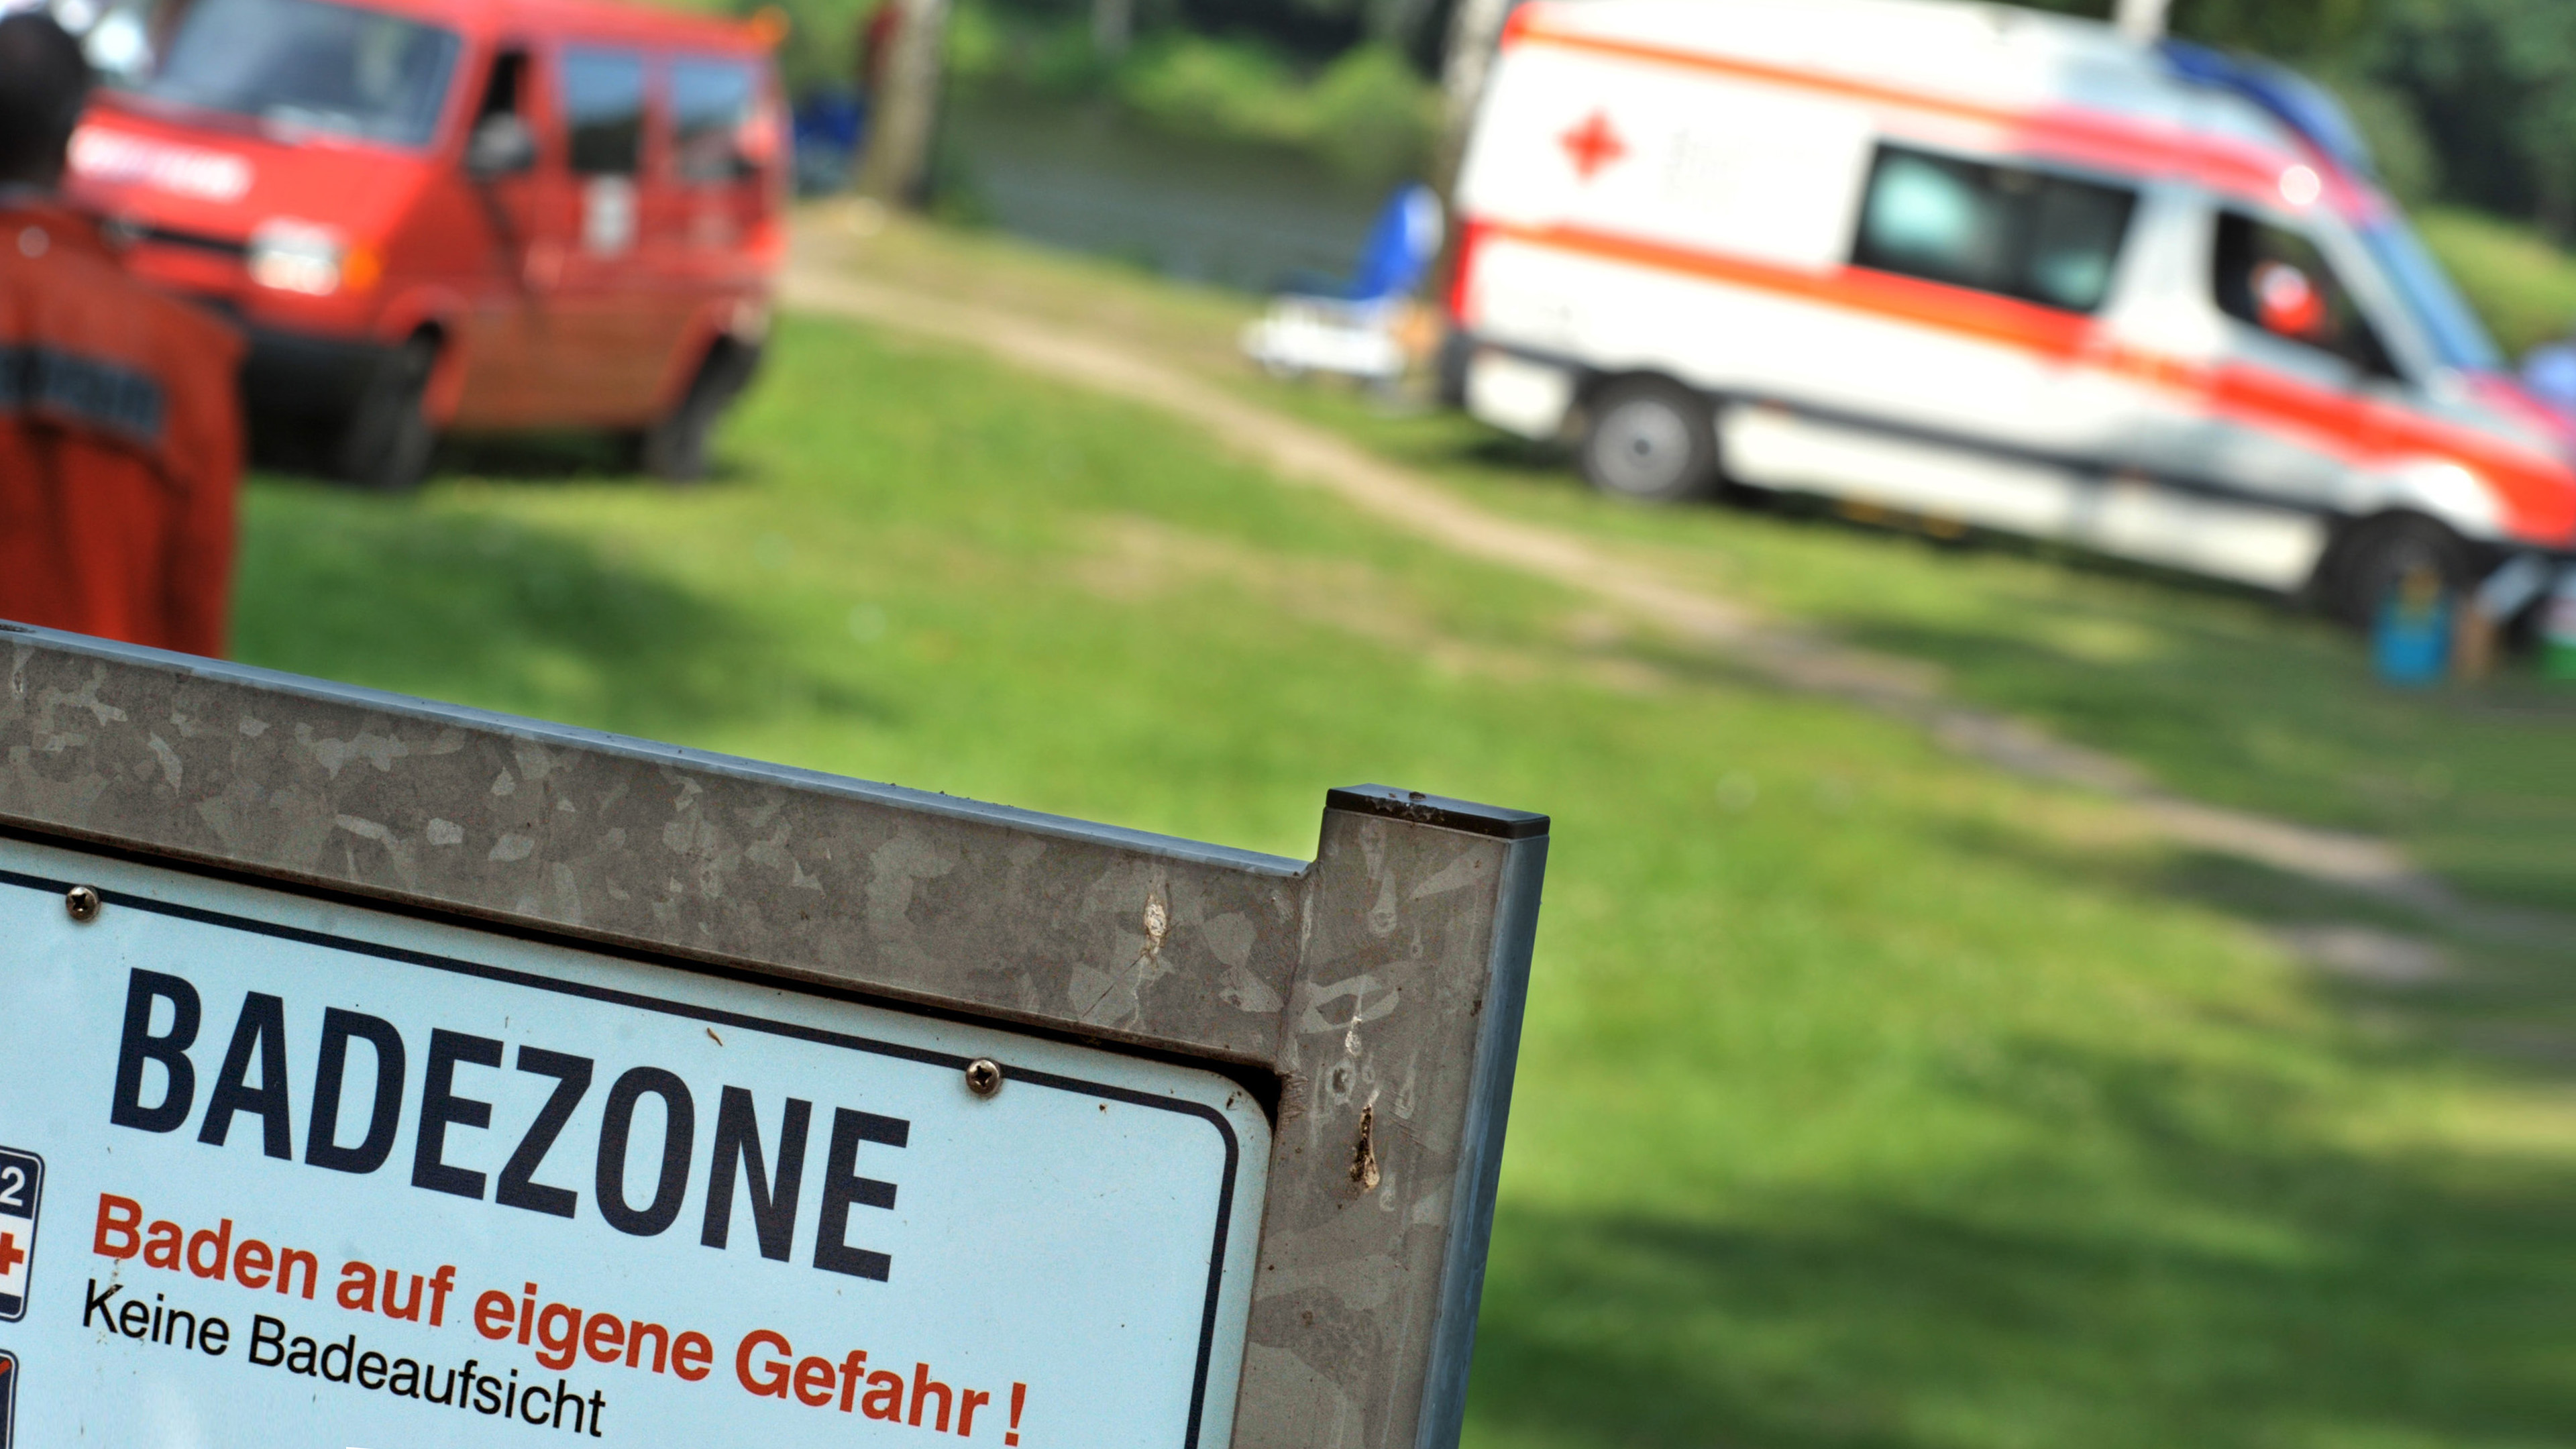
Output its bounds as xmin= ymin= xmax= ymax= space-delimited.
xmin=0 ymin=11 xmax=243 ymax=657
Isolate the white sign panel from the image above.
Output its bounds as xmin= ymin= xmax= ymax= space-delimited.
xmin=0 ymin=835 xmax=1267 ymax=1448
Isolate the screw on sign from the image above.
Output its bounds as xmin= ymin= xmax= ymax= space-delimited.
xmin=0 ymin=1146 xmax=39 ymax=1322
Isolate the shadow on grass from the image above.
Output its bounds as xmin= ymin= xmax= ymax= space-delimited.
xmin=1927 ymin=809 xmax=2576 ymax=1059
xmin=433 ymin=431 xmax=753 ymax=488
xmin=1470 ymin=1037 xmax=2576 ymax=1449
xmin=435 ymin=430 xmax=642 ymax=481
xmin=1841 ymin=602 xmax=2576 ymax=914
xmin=231 ymin=480 xmax=882 ymax=740
xmin=1456 ymin=431 xmax=1572 ymax=480
xmin=248 ymin=429 xmax=752 ymax=489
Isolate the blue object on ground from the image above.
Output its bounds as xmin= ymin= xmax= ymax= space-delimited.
xmin=1277 ymin=183 xmax=1443 ymax=304
xmin=2373 ymin=588 xmax=2451 ymax=686
xmin=797 ymin=91 xmax=864 ymax=150
xmin=793 ymin=91 xmax=866 ymax=194
xmin=1243 ymin=182 xmax=1446 ymax=386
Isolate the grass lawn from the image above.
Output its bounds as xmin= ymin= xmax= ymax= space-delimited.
xmin=814 ymin=211 xmax=2576 ymax=916
xmin=233 ymin=302 xmax=2576 ymax=1449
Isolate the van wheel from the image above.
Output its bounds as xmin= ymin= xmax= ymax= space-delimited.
xmin=1580 ymin=378 xmax=1717 ymax=502
xmin=2320 ymin=513 xmax=2471 ymax=630
xmin=337 ymin=335 xmax=439 ymax=492
xmin=639 ymin=338 xmax=761 ymax=482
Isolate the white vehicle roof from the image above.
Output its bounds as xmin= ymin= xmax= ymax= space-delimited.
xmin=1512 ymin=0 xmax=2302 ymax=165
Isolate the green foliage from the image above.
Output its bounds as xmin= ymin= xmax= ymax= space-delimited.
xmin=1112 ymin=34 xmax=1435 ymax=182
xmin=2011 ymin=0 xmax=2383 ymax=58
xmin=955 ymin=3 xmax=1438 ymax=184
xmin=737 ymin=0 xmax=877 ymax=97
xmin=946 ymin=0 xmax=1110 ymax=91
xmin=2167 ymin=0 xmax=2383 ymax=57
xmin=1112 ymin=30 xmax=1309 ymax=140
xmin=2368 ymin=0 xmax=2576 ymax=233
xmin=2414 ymin=204 xmax=2576 ymax=356
xmin=2317 ymin=71 xmax=2442 ymax=202
xmin=1303 ymin=42 xmax=1438 ymax=182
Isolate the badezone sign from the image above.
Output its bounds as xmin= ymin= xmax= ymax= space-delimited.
xmin=0 ymin=835 xmax=1267 ymax=1448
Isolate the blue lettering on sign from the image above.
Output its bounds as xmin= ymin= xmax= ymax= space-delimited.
xmin=107 ymin=970 xmax=908 ymax=1283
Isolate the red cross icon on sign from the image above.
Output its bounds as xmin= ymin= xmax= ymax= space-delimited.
xmin=0 ymin=1231 xmax=21 ymax=1277
xmin=1559 ymin=110 xmax=1627 ymax=180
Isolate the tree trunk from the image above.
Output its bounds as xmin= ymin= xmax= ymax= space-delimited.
xmin=2113 ymin=0 xmax=2171 ymax=44
xmin=1431 ymin=0 xmax=1514 ymax=200
xmin=1091 ymin=0 xmax=1132 ymax=59
xmin=857 ymin=0 xmax=952 ymax=207
xmin=1423 ymin=0 xmax=1515 ymax=312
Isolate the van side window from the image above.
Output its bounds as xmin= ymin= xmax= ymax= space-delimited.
xmin=560 ymin=48 xmax=646 ymax=175
xmin=1851 ymin=146 xmax=2137 ymax=313
xmin=670 ymin=57 xmax=759 ymax=184
xmin=475 ymin=49 xmax=526 ymax=124
xmin=2212 ymin=211 xmax=2397 ymax=378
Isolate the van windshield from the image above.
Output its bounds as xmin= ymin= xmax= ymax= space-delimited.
xmin=2357 ymin=218 xmax=2504 ymax=374
xmin=125 ymin=0 xmax=461 ymax=149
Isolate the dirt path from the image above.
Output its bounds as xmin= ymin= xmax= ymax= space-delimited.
xmin=781 ymin=244 xmax=2466 ymax=915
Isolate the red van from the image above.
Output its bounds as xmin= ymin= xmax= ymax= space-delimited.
xmin=66 ymin=0 xmax=786 ymax=487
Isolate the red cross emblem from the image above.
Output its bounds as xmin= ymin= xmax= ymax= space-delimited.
xmin=0 ymin=1230 xmax=22 ymax=1277
xmin=1559 ymin=110 xmax=1627 ymax=180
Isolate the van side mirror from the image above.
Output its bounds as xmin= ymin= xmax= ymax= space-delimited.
xmin=467 ymin=114 xmax=537 ymax=179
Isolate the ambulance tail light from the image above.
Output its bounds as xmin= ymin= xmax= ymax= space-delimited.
xmin=248 ymin=219 xmax=374 ymax=296
xmin=1447 ymin=218 xmax=1487 ymax=326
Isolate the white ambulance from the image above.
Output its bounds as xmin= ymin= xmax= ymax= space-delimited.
xmin=1448 ymin=0 xmax=2576 ymax=620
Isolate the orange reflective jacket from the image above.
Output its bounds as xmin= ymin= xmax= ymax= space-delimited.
xmin=0 ymin=196 xmax=243 ymax=657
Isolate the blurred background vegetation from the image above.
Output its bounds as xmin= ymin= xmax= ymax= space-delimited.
xmin=724 ymin=0 xmax=2576 ymax=352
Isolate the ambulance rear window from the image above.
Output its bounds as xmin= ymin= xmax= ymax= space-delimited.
xmin=1853 ymin=146 xmax=2137 ymax=315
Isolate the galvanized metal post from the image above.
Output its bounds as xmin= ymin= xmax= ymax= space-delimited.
xmin=0 ymin=623 xmax=1546 ymax=1448
xmin=1232 ymin=788 xmax=1546 ymax=1449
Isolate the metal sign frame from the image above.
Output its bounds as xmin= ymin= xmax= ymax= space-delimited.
xmin=0 ymin=623 xmax=1548 ymax=1449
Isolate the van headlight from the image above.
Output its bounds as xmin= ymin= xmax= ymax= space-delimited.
xmin=248 ymin=220 xmax=348 ymax=296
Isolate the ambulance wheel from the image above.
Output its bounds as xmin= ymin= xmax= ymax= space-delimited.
xmin=1580 ymin=379 xmax=1718 ymax=502
xmin=338 ymin=335 xmax=438 ymax=492
xmin=2320 ymin=513 xmax=2471 ymax=630
xmin=639 ymin=337 xmax=761 ymax=482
